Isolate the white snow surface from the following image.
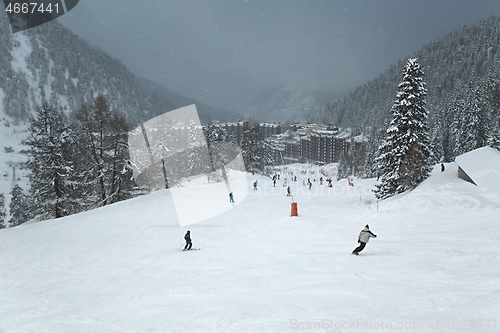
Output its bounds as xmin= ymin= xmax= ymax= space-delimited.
xmin=455 ymin=146 xmax=500 ymax=190
xmin=1 ymin=163 xmax=499 ymax=332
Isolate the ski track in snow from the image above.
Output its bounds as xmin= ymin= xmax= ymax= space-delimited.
xmin=1 ymin=163 xmax=499 ymax=332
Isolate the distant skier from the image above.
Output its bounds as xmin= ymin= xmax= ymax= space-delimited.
xmin=183 ymin=230 xmax=192 ymax=251
xmin=287 ymin=186 xmax=291 ymax=196
xmin=229 ymin=192 xmax=234 ymax=203
xmin=253 ymin=181 xmax=258 ymax=190
xmin=352 ymin=224 xmax=377 ymax=255
xmin=441 ymin=163 xmax=445 ymax=172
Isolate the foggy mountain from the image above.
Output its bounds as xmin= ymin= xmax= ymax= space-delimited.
xmin=241 ymin=86 xmax=334 ymax=123
xmin=0 ymin=13 xmax=241 ymax=127
xmin=312 ymin=16 xmax=500 ymax=133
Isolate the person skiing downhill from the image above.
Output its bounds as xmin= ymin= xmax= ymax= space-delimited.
xmin=183 ymin=230 xmax=192 ymax=251
xmin=352 ymin=224 xmax=377 ymax=255
xmin=229 ymin=192 xmax=234 ymax=203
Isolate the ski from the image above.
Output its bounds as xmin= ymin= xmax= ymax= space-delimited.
xmin=182 ymin=248 xmax=200 ymax=251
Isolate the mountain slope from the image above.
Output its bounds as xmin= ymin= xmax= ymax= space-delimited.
xmin=313 ymin=16 xmax=500 ymax=131
xmin=1 ymin=163 xmax=499 ymax=332
xmin=135 ymin=77 xmax=243 ymax=123
xmin=0 ymin=13 xmax=239 ymax=127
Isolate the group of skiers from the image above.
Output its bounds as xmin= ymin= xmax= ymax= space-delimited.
xmin=183 ymin=171 xmax=378 ymax=253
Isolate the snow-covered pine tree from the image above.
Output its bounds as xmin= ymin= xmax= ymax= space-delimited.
xmin=336 ymin=152 xmax=349 ymax=181
xmin=90 ymin=94 xmax=112 ymax=205
xmin=27 ymin=103 xmax=76 ymax=219
xmin=262 ymin=138 xmax=275 ymax=168
xmin=241 ymin=126 xmax=262 ymax=175
xmin=363 ymin=128 xmax=385 ymax=178
xmin=488 ymin=126 xmax=500 ymax=151
xmin=8 ymin=185 xmax=33 ymax=227
xmin=73 ymin=95 xmax=139 ymax=208
xmin=428 ymin=113 xmax=445 ymax=165
xmin=107 ymin=110 xmax=139 ymax=203
xmin=374 ymin=58 xmax=432 ymax=200
xmin=205 ymin=123 xmax=230 ymax=182
xmin=0 ymin=193 xmax=6 ymax=227
xmin=186 ymin=119 xmax=210 ymax=178
xmin=73 ymin=101 xmax=107 ymax=209
xmin=453 ymin=82 xmax=490 ymax=156
xmin=487 ymin=76 xmax=500 ymax=151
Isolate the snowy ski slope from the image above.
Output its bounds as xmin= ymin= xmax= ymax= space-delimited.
xmin=1 ymin=163 xmax=499 ymax=332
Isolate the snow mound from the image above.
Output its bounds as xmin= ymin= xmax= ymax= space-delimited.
xmin=455 ymin=146 xmax=500 ymax=190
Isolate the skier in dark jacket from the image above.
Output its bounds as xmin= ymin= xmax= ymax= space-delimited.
xmin=229 ymin=192 xmax=234 ymax=203
xmin=352 ymin=224 xmax=377 ymax=255
xmin=183 ymin=230 xmax=192 ymax=251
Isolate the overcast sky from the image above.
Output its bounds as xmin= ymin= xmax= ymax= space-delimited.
xmin=58 ymin=0 xmax=500 ymax=112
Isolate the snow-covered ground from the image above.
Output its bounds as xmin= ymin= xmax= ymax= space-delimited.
xmin=1 ymin=163 xmax=499 ymax=333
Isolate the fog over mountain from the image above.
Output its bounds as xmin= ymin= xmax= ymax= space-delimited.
xmin=0 ymin=12 xmax=241 ymax=126
xmin=57 ymin=0 xmax=500 ymax=120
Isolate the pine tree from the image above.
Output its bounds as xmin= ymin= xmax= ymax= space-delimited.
xmin=0 ymin=194 xmax=6 ymax=227
xmin=73 ymin=95 xmax=139 ymax=208
xmin=106 ymin=110 xmax=138 ymax=203
xmin=8 ymin=185 xmax=33 ymax=227
xmin=27 ymin=103 xmax=76 ymax=219
xmin=374 ymin=58 xmax=432 ymax=200
xmin=205 ymin=123 xmax=233 ymax=182
xmin=241 ymin=126 xmax=263 ymax=175
xmin=185 ymin=120 xmax=210 ymax=178
xmin=488 ymin=111 xmax=500 ymax=151
xmin=453 ymin=83 xmax=490 ymax=155
xmin=73 ymin=102 xmax=107 ymax=209
xmin=337 ymin=152 xmax=349 ymax=181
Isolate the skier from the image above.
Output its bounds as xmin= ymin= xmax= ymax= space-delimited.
xmin=441 ymin=163 xmax=445 ymax=172
xmin=183 ymin=230 xmax=192 ymax=251
xmin=287 ymin=186 xmax=291 ymax=196
xmin=229 ymin=192 xmax=234 ymax=203
xmin=352 ymin=224 xmax=377 ymax=255
xmin=253 ymin=181 xmax=258 ymax=190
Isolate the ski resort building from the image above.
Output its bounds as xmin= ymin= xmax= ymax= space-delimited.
xmin=207 ymin=118 xmax=365 ymax=166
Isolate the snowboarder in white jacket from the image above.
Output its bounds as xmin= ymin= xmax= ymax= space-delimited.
xmin=352 ymin=224 xmax=377 ymax=255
